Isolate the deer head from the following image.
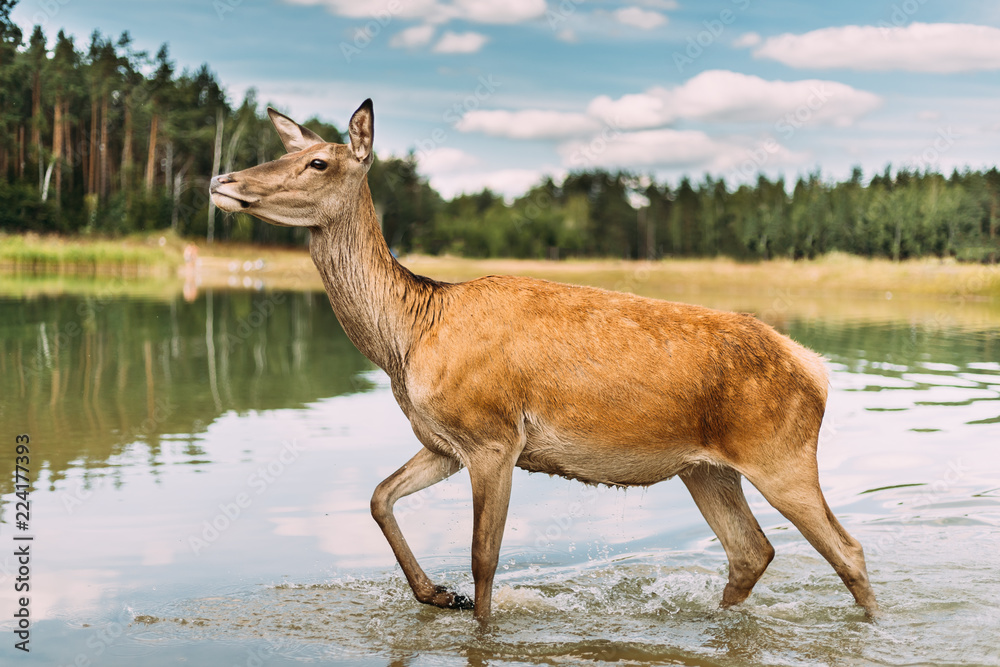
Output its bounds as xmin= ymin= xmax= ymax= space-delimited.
xmin=210 ymin=99 xmax=374 ymax=227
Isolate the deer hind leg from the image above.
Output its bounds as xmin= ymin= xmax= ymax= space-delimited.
xmin=681 ymin=463 xmax=775 ymax=607
xmin=370 ymin=447 xmax=472 ymax=610
xmin=743 ymin=455 xmax=878 ymax=616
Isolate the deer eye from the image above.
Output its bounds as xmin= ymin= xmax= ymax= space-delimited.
xmin=309 ymin=159 xmax=328 ymax=171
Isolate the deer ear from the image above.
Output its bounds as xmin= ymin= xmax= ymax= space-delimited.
xmin=348 ymin=98 xmax=374 ymax=166
xmin=267 ymin=107 xmax=325 ymax=153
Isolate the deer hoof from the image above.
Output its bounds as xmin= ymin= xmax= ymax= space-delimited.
xmin=449 ymin=593 xmax=474 ymax=610
xmin=430 ymin=585 xmax=474 ymax=610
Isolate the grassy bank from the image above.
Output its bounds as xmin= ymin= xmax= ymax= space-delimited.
xmin=3 ymin=233 xmax=999 ymax=329
xmin=2 ymin=233 xmax=999 ymax=301
xmin=0 ymin=231 xmax=181 ymax=277
xmin=403 ymin=253 xmax=1000 ymax=301
xmin=403 ymin=255 xmax=1000 ymax=330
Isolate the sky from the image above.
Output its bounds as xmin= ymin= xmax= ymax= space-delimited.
xmin=11 ymin=0 xmax=1000 ymax=198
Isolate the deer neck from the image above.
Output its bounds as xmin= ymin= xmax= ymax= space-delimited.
xmin=308 ymin=178 xmax=433 ymax=378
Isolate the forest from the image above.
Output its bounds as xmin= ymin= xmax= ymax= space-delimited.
xmin=2 ymin=1 xmax=998 ymax=262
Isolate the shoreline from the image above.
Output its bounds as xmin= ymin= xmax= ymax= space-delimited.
xmin=2 ymin=232 xmax=998 ymax=304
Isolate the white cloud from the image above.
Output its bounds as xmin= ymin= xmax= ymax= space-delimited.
xmin=456 ymin=109 xmax=601 ymax=139
xmin=283 ymin=0 xmax=440 ymax=21
xmin=558 ymin=129 xmax=809 ymax=178
xmin=452 ymin=0 xmax=547 ymax=24
xmin=635 ymin=0 xmax=678 ymax=8
xmin=428 ymin=168 xmax=564 ymax=200
xmin=389 ymin=24 xmax=435 ymax=49
xmin=556 ymin=28 xmax=578 ymax=43
xmin=587 ymin=70 xmax=881 ymax=129
xmin=432 ymin=31 xmax=489 ymax=53
xmin=283 ymin=0 xmax=545 ymax=25
xmin=917 ymin=110 xmax=942 ymax=122
xmin=415 ymin=147 xmax=480 ymax=173
xmin=558 ymin=129 xmax=753 ymax=171
xmin=587 ymin=90 xmax=671 ymax=131
xmin=732 ymin=32 xmax=761 ymax=48
xmin=456 ymin=71 xmax=880 ymax=146
xmin=753 ymin=23 xmax=1000 ymax=73
xmin=613 ymin=7 xmax=667 ymax=29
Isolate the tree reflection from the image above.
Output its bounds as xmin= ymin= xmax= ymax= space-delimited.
xmin=0 ymin=289 xmax=373 ymax=494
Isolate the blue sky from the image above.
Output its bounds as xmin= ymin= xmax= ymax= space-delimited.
xmin=13 ymin=0 xmax=1000 ymax=197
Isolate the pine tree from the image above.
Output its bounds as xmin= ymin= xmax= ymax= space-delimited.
xmin=0 ymin=0 xmax=23 ymax=179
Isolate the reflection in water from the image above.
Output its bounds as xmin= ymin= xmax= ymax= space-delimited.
xmin=0 ymin=285 xmax=998 ymax=666
xmin=788 ymin=318 xmax=1000 ymax=377
xmin=0 ymin=290 xmax=371 ymax=498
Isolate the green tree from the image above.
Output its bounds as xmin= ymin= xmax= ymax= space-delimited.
xmin=369 ymin=152 xmax=440 ymax=253
xmin=0 ymin=0 xmax=24 ymax=179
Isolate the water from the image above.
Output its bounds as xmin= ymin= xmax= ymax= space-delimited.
xmin=0 ymin=280 xmax=998 ymax=666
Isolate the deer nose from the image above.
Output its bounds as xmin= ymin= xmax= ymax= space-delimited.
xmin=210 ymin=173 xmax=234 ymax=190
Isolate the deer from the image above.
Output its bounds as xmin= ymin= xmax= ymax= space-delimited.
xmin=209 ymin=99 xmax=878 ymax=623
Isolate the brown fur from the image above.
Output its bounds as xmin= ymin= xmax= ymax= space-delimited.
xmin=210 ymin=100 xmax=878 ymax=622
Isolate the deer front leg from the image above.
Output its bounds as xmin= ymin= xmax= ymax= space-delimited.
xmin=370 ymin=447 xmax=471 ymax=609
xmin=467 ymin=452 xmax=517 ymax=623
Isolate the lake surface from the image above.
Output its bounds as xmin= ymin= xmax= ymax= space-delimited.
xmin=0 ymin=277 xmax=998 ymax=666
